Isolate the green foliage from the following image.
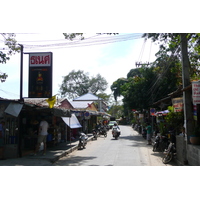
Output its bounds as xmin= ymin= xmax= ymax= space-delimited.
xmin=59 ymin=70 xmax=108 ymax=100
xmin=0 ymin=72 xmax=8 ymax=83
xmin=97 ymin=92 xmax=111 ymax=105
xmin=63 ymin=33 xmax=118 ymax=41
xmin=0 ymin=33 xmax=21 ymax=83
xmin=108 ymin=104 xmax=124 ymax=119
xmin=164 ymin=106 xmax=184 ymax=133
xmin=157 ymin=122 xmax=167 ymax=135
xmin=143 ymin=33 xmax=200 ymax=81
xmin=110 ymin=78 xmax=127 ymax=101
xmin=63 ymin=33 xmax=84 ymax=41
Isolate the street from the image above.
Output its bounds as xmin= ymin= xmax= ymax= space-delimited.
xmin=53 ymin=125 xmax=176 ymax=166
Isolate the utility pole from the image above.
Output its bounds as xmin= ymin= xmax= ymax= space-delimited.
xmin=180 ymin=33 xmax=194 ymax=142
xmin=135 ymin=62 xmax=150 ymax=67
xmin=18 ymin=44 xmax=24 ymax=157
xmin=19 ymin=44 xmax=24 ymax=101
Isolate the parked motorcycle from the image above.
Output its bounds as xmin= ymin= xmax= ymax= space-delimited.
xmin=142 ymin=127 xmax=147 ymax=139
xmin=78 ymin=132 xmax=88 ymax=150
xmin=153 ymin=135 xmax=169 ymax=152
xmin=92 ymin=129 xmax=98 ymax=140
xmin=98 ymin=125 xmax=107 ymax=137
xmin=162 ymin=141 xmax=176 ymax=164
xmin=112 ymin=125 xmax=120 ymax=139
xmin=152 ymin=135 xmax=160 ymax=151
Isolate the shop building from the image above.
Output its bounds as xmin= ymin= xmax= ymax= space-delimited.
xmin=0 ymin=98 xmax=71 ymax=158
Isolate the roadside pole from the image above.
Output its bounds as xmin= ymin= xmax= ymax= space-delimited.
xmin=19 ymin=44 xmax=24 ymax=101
xmin=180 ymin=33 xmax=194 ymax=142
xmin=18 ymin=44 xmax=24 ymax=157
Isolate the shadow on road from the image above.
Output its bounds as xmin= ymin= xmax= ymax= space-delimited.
xmin=54 ymin=155 xmax=97 ymax=166
xmin=119 ymin=132 xmax=178 ymax=166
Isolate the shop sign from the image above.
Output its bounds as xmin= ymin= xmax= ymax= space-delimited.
xmin=192 ymin=81 xmax=200 ymax=104
xmin=28 ymin=52 xmax=53 ymax=98
xmin=84 ymin=112 xmax=90 ymax=119
xmin=172 ymin=97 xmax=183 ymax=112
xmin=150 ymin=108 xmax=156 ymax=116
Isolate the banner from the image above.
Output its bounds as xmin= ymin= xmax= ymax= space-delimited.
xmin=192 ymin=81 xmax=200 ymax=104
xmin=28 ymin=52 xmax=53 ymax=98
xmin=172 ymin=97 xmax=183 ymax=112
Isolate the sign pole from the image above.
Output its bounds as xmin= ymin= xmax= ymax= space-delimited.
xmin=19 ymin=44 xmax=23 ymax=101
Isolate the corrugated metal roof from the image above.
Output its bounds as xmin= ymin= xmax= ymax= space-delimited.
xmin=70 ymin=101 xmax=94 ymax=109
xmin=73 ymin=93 xmax=102 ymax=101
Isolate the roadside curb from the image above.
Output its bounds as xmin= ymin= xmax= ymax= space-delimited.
xmin=50 ymin=135 xmax=94 ymax=163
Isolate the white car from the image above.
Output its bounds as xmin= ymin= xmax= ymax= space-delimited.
xmin=108 ymin=121 xmax=117 ymax=129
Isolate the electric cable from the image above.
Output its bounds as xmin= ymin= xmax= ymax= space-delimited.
xmin=148 ymin=40 xmax=152 ymax=63
xmin=137 ymin=38 xmax=147 ymax=62
xmin=23 ymin=33 xmax=142 ymax=49
xmin=145 ymin=44 xmax=182 ymax=104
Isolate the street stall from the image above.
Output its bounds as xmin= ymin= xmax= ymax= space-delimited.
xmin=20 ymin=100 xmax=71 ymax=155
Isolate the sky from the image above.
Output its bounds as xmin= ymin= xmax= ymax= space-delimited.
xmin=0 ymin=33 xmax=159 ymax=99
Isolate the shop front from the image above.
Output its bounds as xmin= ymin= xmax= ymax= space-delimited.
xmin=61 ymin=113 xmax=82 ymax=141
xmin=0 ymin=99 xmax=24 ymax=158
xmin=20 ymin=105 xmax=71 ymax=156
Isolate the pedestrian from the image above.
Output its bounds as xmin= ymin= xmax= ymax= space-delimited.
xmin=0 ymin=121 xmax=6 ymax=160
xmin=34 ymin=116 xmax=49 ymax=156
xmin=146 ymin=123 xmax=152 ymax=145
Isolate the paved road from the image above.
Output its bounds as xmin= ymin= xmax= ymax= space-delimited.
xmin=53 ymin=125 xmax=176 ymax=166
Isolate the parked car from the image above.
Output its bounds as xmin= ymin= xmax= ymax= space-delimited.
xmin=108 ymin=121 xmax=117 ymax=129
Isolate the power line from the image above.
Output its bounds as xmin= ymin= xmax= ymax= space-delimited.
xmin=23 ymin=33 xmax=142 ymax=49
xmin=1 ymin=33 xmax=143 ymax=51
xmin=0 ymin=89 xmax=19 ymax=98
xmin=137 ymin=38 xmax=147 ymax=62
xmin=148 ymin=40 xmax=152 ymax=63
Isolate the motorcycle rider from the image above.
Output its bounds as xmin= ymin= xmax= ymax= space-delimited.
xmin=112 ymin=123 xmax=120 ymax=137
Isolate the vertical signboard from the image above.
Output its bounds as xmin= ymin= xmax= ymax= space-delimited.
xmin=192 ymin=81 xmax=200 ymax=104
xmin=28 ymin=52 xmax=53 ymax=98
xmin=172 ymin=97 xmax=183 ymax=112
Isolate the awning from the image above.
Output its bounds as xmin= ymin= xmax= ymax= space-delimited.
xmin=62 ymin=114 xmax=82 ymax=129
xmin=4 ymin=102 xmax=23 ymax=117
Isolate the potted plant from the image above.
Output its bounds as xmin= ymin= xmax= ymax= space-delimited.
xmin=190 ymin=125 xmax=200 ymax=145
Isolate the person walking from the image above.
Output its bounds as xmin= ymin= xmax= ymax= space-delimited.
xmin=34 ymin=116 xmax=49 ymax=156
xmin=146 ymin=123 xmax=152 ymax=145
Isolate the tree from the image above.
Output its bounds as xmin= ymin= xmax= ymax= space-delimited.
xmin=59 ymin=70 xmax=108 ymax=99
xmin=110 ymin=78 xmax=127 ymax=101
xmin=143 ymin=33 xmax=200 ymax=81
xmin=108 ymin=104 xmax=124 ymax=119
xmin=0 ymin=33 xmax=20 ymax=82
